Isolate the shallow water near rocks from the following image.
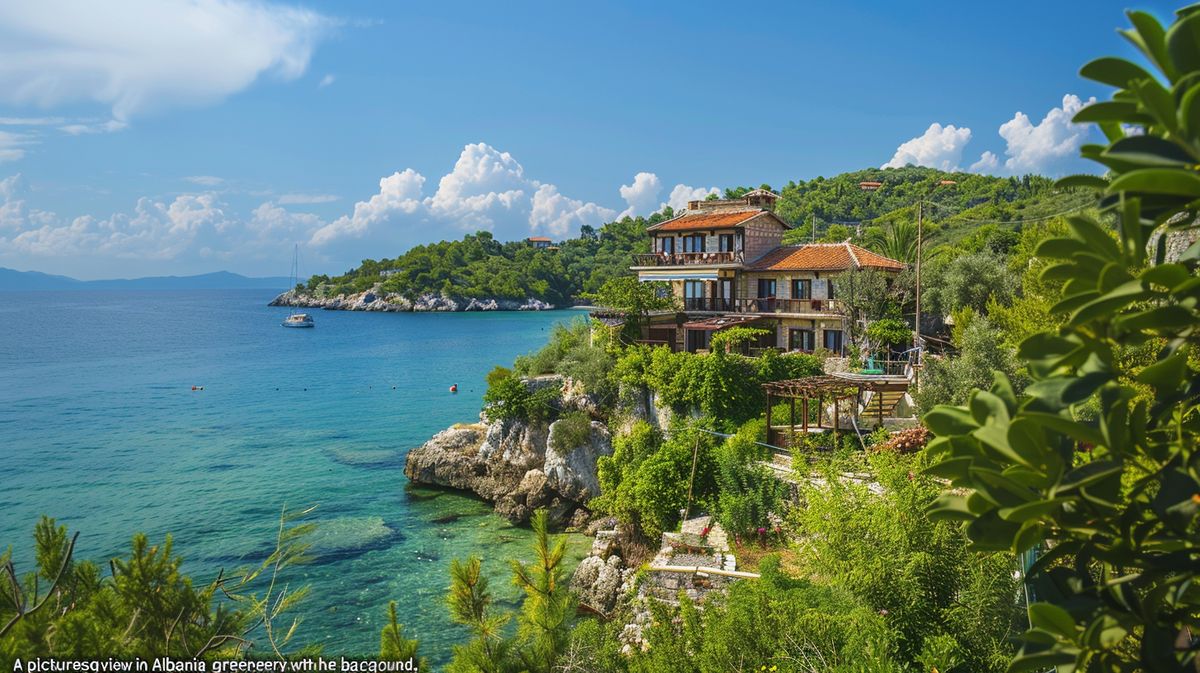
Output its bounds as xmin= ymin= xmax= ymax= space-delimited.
xmin=0 ymin=290 xmax=590 ymax=664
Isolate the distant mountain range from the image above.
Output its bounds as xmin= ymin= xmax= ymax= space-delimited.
xmin=0 ymin=268 xmax=293 ymax=291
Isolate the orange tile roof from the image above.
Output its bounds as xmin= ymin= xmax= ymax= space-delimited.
xmin=747 ymin=243 xmax=905 ymax=272
xmin=648 ymin=210 xmax=768 ymax=232
xmin=527 ymin=236 xmax=553 ymax=242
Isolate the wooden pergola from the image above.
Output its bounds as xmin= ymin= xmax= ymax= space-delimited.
xmin=763 ymin=376 xmax=912 ymax=447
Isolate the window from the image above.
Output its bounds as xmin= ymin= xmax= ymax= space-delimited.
xmin=789 ymin=328 xmax=815 ymax=352
xmin=686 ymin=329 xmax=711 ymax=353
xmin=718 ymin=233 xmax=734 ymax=252
xmin=791 ymin=278 xmax=811 ymax=300
xmin=828 ymin=278 xmax=836 ymax=299
xmin=757 ymin=278 xmax=776 ymax=298
xmin=684 ymin=280 xmax=704 ymax=310
xmin=823 ymin=329 xmax=844 ymax=354
xmin=682 ymin=234 xmax=705 ymax=253
xmin=659 ymin=237 xmax=674 ymax=254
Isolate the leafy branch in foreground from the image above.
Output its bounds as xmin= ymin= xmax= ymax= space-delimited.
xmin=924 ymin=6 xmax=1200 ymax=671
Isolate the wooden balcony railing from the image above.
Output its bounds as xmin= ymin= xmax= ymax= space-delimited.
xmin=633 ymin=251 xmax=743 ymax=267
xmin=682 ymin=297 xmax=846 ymax=314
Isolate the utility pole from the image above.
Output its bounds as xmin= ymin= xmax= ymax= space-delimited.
xmin=914 ymin=200 xmax=923 ymax=388
xmin=810 ymin=213 xmax=815 ymax=244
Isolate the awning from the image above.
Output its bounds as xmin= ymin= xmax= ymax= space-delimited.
xmin=682 ymin=314 xmax=766 ymax=331
xmin=637 ymin=270 xmax=719 ymax=282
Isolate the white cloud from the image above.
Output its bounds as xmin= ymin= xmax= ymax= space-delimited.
xmin=970 ymin=151 xmax=999 ymax=174
xmin=996 ymin=94 xmax=1096 ymax=174
xmin=0 ymin=143 xmax=703 ymax=276
xmin=58 ymin=119 xmax=127 ymax=135
xmin=530 ymin=184 xmax=615 ymax=237
xmin=318 ymin=74 xmax=336 ymax=88
xmin=309 ymin=143 xmax=616 ymax=252
xmin=0 ymin=0 xmax=333 ymax=120
xmin=277 ymin=193 xmax=339 ymax=204
xmin=310 ymin=168 xmax=425 ymax=246
xmin=883 ymin=123 xmax=973 ymax=171
xmin=0 ymin=117 xmax=65 ymax=126
xmin=664 ymin=183 xmax=719 ymax=212
xmin=0 ymin=131 xmax=32 ymax=163
xmin=618 ymin=172 xmax=662 ymax=218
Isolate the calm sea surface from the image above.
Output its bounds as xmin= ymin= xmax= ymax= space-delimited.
xmin=0 ymin=290 xmax=590 ymax=663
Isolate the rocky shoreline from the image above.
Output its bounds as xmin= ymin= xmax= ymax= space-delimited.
xmin=403 ymin=376 xmax=612 ymax=527
xmin=269 ymin=287 xmax=554 ymax=312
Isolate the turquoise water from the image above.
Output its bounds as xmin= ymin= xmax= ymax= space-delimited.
xmin=0 ymin=290 xmax=590 ymax=663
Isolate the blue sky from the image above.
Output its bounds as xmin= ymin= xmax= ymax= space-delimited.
xmin=0 ymin=0 xmax=1180 ymax=279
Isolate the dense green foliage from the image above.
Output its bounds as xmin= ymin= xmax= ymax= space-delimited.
xmin=924 ymin=7 xmax=1200 ymax=671
xmin=445 ymin=510 xmax=574 ymax=672
xmin=1 ymin=515 xmax=425 ymax=667
xmin=304 ymin=164 xmax=1084 ymax=307
xmin=614 ymin=346 xmax=823 ymax=429
xmin=593 ymin=422 xmax=717 ymax=540
xmin=793 ymin=452 xmax=1022 ymax=671
xmin=915 ymin=315 xmax=1027 ymax=411
xmin=712 ymin=421 xmax=784 ymax=536
xmin=303 ymin=213 xmax=663 ymax=303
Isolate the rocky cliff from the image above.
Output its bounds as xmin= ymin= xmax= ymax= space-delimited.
xmin=404 ymin=377 xmax=613 ymax=525
xmin=269 ymin=287 xmax=554 ymax=312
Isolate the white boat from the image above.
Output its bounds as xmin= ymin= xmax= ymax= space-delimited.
xmin=282 ymin=244 xmax=314 ymax=328
xmin=282 ymin=312 xmax=314 ymax=328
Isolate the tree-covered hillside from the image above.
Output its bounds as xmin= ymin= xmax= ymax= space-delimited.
xmin=305 ymin=166 xmax=1087 ymax=304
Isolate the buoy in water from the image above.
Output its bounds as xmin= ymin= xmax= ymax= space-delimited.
xmin=449 ymin=384 xmax=458 ymax=393
xmin=191 ymin=385 xmax=204 ymax=391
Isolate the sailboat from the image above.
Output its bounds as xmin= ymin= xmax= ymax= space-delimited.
xmin=282 ymin=244 xmax=315 ymax=328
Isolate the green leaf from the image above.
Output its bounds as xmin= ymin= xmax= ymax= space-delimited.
xmin=1102 ymin=134 xmax=1198 ymax=167
xmin=1067 ymin=216 xmax=1122 ymax=261
xmin=927 ymin=493 xmax=977 ymax=522
xmin=1021 ymin=411 xmax=1106 ymax=446
xmin=1136 ymin=351 xmax=1189 ymax=392
xmin=1080 ymin=56 xmax=1157 ymax=88
xmin=923 ymin=406 xmax=979 ymax=436
xmin=1054 ymin=174 xmax=1109 ymax=190
xmin=923 ymin=456 xmax=973 ymax=482
xmin=1068 ymin=279 xmax=1151 ymax=326
xmin=1028 ymin=602 xmax=1080 ymax=640
xmin=1132 ymin=78 xmax=1180 ymax=133
xmin=1073 ymin=100 xmax=1143 ymax=123
xmin=1141 ymin=262 xmax=1193 ymax=289
xmin=999 ymin=498 xmax=1069 ymax=523
xmin=1058 ymin=461 xmax=1123 ymax=493
xmin=1167 ymin=12 xmax=1200 ymax=77
xmin=1124 ymin=10 xmax=1174 ymax=80
xmin=1108 ymin=167 xmax=1200 ymax=197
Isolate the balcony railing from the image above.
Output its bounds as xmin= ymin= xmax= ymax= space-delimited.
xmin=682 ymin=297 xmax=846 ymax=315
xmin=633 ymin=251 xmax=743 ymax=267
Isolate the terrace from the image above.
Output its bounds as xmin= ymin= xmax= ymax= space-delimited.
xmin=632 ymin=251 xmax=744 ymax=267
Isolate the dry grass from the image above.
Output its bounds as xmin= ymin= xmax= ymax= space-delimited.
xmin=729 ymin=541 xmax=806 ymax=577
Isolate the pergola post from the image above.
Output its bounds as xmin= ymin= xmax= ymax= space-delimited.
xmin=766 ymin=390 xmax=773 ymax=446
xmin=789 ymin=397 xmax=796 ymax=449
xmin=802 ymin=398 xmax=809 ymax=433
xmin=816 ymin=393 xmax=823 ymax=429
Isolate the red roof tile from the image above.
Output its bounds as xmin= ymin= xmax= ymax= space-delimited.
xmin=648 ymin=210 xmax=769 ymax=232
xmin=527 ymin=236 xmax=553 ymax=242
xmin=747 ymin=243 xmax=905 ymax=272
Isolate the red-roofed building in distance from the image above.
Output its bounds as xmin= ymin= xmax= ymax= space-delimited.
xmin=627 ymin=189 xmax=905 ymax=354
xmin=527 ymin=236 xmax=554 ymax=249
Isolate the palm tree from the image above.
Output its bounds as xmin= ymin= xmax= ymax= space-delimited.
xmin=864 ymin=219 xmax=919 ymax=264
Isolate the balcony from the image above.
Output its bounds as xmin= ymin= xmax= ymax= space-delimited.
xmin=682 ymin=297 xmax=846 ymax=315
xmin=632 ymin=251 xmax=743 ymax=267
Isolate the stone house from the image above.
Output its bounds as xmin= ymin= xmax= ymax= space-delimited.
xmin=628 ymin=190 xmax=905 ymax=354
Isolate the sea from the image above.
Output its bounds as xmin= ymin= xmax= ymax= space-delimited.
xmin=0 ymin=289 xmax=592 ymax=664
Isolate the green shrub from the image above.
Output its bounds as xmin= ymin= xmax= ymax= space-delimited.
xmin=549 ymin=410 xmax=593 ymax=453
xmin=713 ymin=422 xmax=784 ymax=536
xmin=482 ymin=367 xmax=558 ymax=422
